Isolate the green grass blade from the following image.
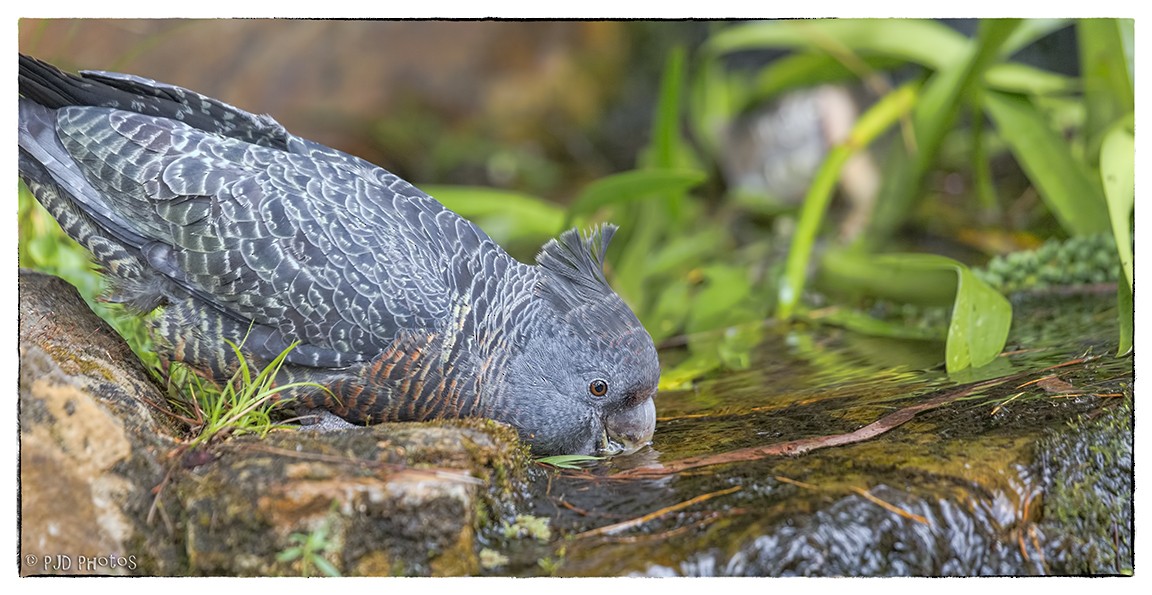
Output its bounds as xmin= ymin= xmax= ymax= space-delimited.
xmin=1116 ymin=277 xmax=1133 ymax=356
xmin=777 ymin=83 xmax=917 ymax=319
xmin=689 ymin=52 xmax=744 ymax=158
xmin=819 ymin=249 xmax=958 ymax=307
xmin=686 ymin=265 xmax=756 ymax=334
xmin=864 ymin=20 xmax=1018 ymax=249
xmin=984 ymin=91 xmax=1110 ymax=236
xmin=420 ymin=185 xmax=565 ymax=239
xmin=564 ymin=169 xmax=707 ymax=226
xmin=705 ymin=19 xmax=968 ymax=71
xmin=614 ymin=46 xmax=698 ymax=311
xmin=1099 ymin=115 xmax=1134 ymax=293
xmin=644 ymin=45 xmax=695 ymax=172
xmin=746 ymin=52 xmax=906 ymax=104
xmin=536 ymin=454 xmax=603 ymax=469
xmin=1078 ymin=19 xmax=1135 ymax=158
xmin=914 ymin=20 xmax=1020 ymax=159
xmin=984 ymin=62 xmax=1078 ymax=96
xmin=276 ymin=547 xmax=303 ymax=563
xmin=999 ymin=19 xmax=1071 ymax=56
xmin=1099 ymin=114 xmax=1134 ymax=357
xmin=312 ymin=556 xmax=342 ymax=578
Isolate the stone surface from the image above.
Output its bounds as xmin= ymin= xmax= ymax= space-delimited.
xmin=18 ymin=270 xmax=530 ymax=576
xmin=19 ymin=270 xmax=182 ymax=575
xmin=175 ymin=421 xmax=526 ymax=576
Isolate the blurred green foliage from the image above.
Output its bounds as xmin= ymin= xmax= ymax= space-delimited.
xmin=694 ymin=19 xmax=1132 ymax=364
xmin=18 ymin=184 xmax=161 ymax=370
xmin=18 ymin=19 xmax=1133 ymax=393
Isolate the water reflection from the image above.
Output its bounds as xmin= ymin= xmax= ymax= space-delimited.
xmin=506 ymin=294 xmax=1131 ymax=576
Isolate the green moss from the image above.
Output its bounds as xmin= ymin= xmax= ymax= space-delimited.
xmin=502 ymin=514 xmax=552 ymax=542
xmin=1034 ymin=396 xmax=1132 ymax=574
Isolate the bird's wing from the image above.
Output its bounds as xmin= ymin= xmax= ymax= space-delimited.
xmin=23 ymin=61 xmax=294 ymax=148
xmin=42 ymin=103 xmax=491 ymax=367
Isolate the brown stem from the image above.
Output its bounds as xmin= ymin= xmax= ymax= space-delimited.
xmin=612 ymin=355 xmax=1102 ymax=479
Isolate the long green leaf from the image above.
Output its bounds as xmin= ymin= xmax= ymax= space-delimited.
xmin=616 ymin=47 xmax=695 ymax=310
xmin=999 ymin=18 xmax=1071 ymax=56
xmin=777 ymin=83 xmax=918 ymax=318
xmin=536 ymin=454 xmax=603 ymax=469
xmin=1099 ymin=115 xmax=1134 ymax=292
xmin=1078 ymin=19 xmax=1135 ymax=158
xmin=746 ymin=52 xmax=906 ymax=104
xmin=705 ymin=19 xmax=968 ymax=71
xmin=984 ymin=91 xmax=1110 ymax=235
xmin=645 ymin=277 xmax=692 ymax=343
xmin=864 ymin=20 xmax=1018 ymax=248
xmin=687 ymin=265 xmax=756 ymax=335
xmin=689 ymin=52 xmax=745 ymax=158
xmin=644 ymin=45 xmax=694 ymax=172
xmin=818 ymin=249 xmax=958 ymax=307
xmin=420 ymin=185 xmax=565 ymax=239
xmin=565 ymin=169 xmax=707 ymax=226
xmin=1116 ymin=276 xmax=1133 ymax=356
xmin=914 ymin=20 xmax=1020 ymax=160
xmin=1099 ymin=115 xmax=1134 ymax=357
xmin=984 ymin=62 xmax=1078 ymax=96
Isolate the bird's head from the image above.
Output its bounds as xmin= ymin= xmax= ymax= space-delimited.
xmin=493 ymin=224 xmax=660 ymax=457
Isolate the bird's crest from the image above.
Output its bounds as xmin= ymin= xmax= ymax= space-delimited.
xmin=535 ymin=224 xmax=618 ymax=317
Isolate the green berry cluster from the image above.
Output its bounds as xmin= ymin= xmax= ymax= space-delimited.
xmin=975 ymin=234 xmax=1120 ymax=294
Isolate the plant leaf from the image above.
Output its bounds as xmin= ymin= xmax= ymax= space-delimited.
xmin=999 ymin=18 xmax=1071 ymax=56
xmin=818 ymin=251 xmax=1011 ymax=373
xmin=746 ymin=52 xmax=906 ymax=105
xmin=863 ymin=21 xmax=1017 ymax=249
xmin=1116 ymin=275 xmax=1133 ymax=356
xmin=687 ymin=265 xmax=756 ymax=335
xmin=536 ymin=454 xmax=603 ymax=469
xmin=1099 ymin=115 xmax=1134 ymax=292
xmin=642 ymin=45 xmax=697 ymax=172
xmin=313 ymin=556 xmax=342 ymax=578
xmin=948 ymin=266 xmax=1013 ymax=370
xmin=1078 ymin=19 xmax=1135 ymax=158
xmin=565 ymin=169 xmax=707 ymax=225
xmin=777 ymin=83 xmax=917 ymax=318
xmin=705 ymin=19 xmax=968 ymax=71
xmin=984 ymin=91 xmax=1110 ymax=236
xmin=1099 ymin=114 xmax=1134 ymax=357
xmin=420 ymin=185 xmax=565 ymax=240
xmin=276 ymin=547 xmax=302 ymax=563
xmin=984 ymin=62 xmax=1077 ymax=96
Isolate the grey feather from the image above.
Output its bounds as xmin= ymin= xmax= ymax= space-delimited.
xmin=17 ymin=54 xmax=661 ymax=456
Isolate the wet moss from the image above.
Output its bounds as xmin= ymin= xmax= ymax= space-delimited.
xmin=1033 ymin=395 xmax=1132 ymax=574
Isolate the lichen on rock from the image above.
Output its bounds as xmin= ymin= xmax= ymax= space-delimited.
xmin=18 ymin=270 xmax=532 ymax=577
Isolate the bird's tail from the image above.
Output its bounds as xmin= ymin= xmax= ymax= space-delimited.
xmin=20 ymin=54 xmax=132 ymax=109
xmin=19 ymin=53 xmax=290 ymax=146
xmin=18 ymin=58 xmax=161 ymax=308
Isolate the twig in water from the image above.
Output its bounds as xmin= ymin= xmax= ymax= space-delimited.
xmin=572 ymin=486 xmax=741 ymax=540
xmin=849 ymin=486 xmax=928 ymax=525
xmin=612 ymin=355 xmax=1105 ymax=479
xmin=774 ymin=475 xmax=821 ymax=491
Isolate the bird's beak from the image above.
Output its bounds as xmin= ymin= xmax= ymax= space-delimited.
xmin=597 ymin=398 xmax=656 ymax=456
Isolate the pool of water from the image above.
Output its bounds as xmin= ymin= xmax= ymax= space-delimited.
xmin=486 ymin=292 xmax=1133 ymax=576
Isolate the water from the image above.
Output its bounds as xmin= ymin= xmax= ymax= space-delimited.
xmin=485 ymin=292 xmax=1133 ymax=576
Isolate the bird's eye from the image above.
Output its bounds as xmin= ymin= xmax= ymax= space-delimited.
xmin=588 ymin=379 xmax=609 ymax=397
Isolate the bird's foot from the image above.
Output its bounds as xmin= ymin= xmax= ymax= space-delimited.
xmin=295 ymin=408 xmax=361 ymax=432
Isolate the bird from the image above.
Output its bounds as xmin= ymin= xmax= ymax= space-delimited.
xmin=17 ymin=54 xmax=660 ymax=456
